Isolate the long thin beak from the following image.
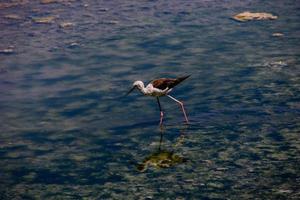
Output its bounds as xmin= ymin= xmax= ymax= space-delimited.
xmin=125 ymin=86 xmax=136 ymax=96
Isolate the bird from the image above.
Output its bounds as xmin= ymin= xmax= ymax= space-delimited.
xmin=126 ymin=75 xmax=190 ymax=126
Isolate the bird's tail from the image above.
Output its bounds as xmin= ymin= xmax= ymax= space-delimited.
xmin=174 ymin=75 xmax=191 ymax=86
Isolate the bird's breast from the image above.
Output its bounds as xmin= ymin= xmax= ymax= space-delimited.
xmin=146 ymin=87 xmax=171 ymax=97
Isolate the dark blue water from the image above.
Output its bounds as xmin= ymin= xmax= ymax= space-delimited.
xmin=1 ymin=0 xmax=300 ymax=199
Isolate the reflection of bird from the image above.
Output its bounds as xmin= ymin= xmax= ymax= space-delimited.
xmin=136 ymin=150 xmax=186 ymax=172
xmin=136 ymin=132 xmax=186 ymax=172
xmin=126 ymin=75 xmax=190 ymax=126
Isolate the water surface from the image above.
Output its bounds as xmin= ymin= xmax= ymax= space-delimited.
xmin=0 ymin=0 xmax=299 ymax=199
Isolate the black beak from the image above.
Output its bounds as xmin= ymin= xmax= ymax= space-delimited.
xmin=125 ymin=86 xmax=136 ymax=96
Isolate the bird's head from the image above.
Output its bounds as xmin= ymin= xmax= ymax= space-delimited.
xmin=125 ymin=80 xmax=144 ymax=96
xmin=133 ymin=81 xmax=144 ymax=90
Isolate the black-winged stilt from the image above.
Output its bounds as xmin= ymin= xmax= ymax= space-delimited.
xmin=126 ymin=75 xmax=190 ymax=126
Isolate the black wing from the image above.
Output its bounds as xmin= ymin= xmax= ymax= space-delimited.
xmin=151 ymin=75 xmax=190 ymax=90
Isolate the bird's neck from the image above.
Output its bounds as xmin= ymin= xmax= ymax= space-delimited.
xmin=137 ymin=83 xmax=152 ymax=95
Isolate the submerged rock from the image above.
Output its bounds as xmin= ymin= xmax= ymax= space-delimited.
xmin=59 ymin=22 xmax=74 ymax=28
xmin=40 ymin=0 xmax=74 ymax=5
xmin=99 ymin=8 xmax=109 ymax=12
xmin=33 ymin=16 xmax=55 ymax=24
xmin=0 ymin=48 xmax=14 ymax=54
xmin=272 ymin=33 xmax=284 ymax=37
xmin=103 ymin=20 xmax=119 ymax=25
xmin=40 ymin=0 xmax=58 ymax=3
xmin=233 ymin=11 xmax=278 ymax=22
xmin=137 ymin=150 xmax=186 ymax=172
xmin=68 ymin=42 xmax=80 ymax=48
xmin=256 ymin=60 xmax=289 ymax=72
xmin=207 ymin=182 xmax=224 ymax=189
xmin=4 ymin=14 xmax=22 ymax=20
xmin=0 ymin=0 xmax=28 ymax=9
xmin=265 ymin=61 xmax=288 ymax=69
xmin=277 ymin=189 xmax=293 ymax=194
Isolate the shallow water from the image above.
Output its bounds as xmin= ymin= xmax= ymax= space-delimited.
xmin=0 ymin=0 xmax=300 ymax=199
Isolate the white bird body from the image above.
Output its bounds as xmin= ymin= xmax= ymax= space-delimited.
xmin=133 ymin=81 xmax=172 ymax=97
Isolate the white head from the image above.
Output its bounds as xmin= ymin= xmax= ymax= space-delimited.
xmin=126 ymin=80 xmax=145 ymax=96
xmin=133 ymin=80 xmax=144 ymax=90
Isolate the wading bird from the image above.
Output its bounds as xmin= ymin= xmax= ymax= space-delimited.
xmin=126 ymin=75 xmax=190 ymax=126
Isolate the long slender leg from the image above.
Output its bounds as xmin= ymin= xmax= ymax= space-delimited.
xmin=156 ymin=97 xmax=164 ymax=126
xmin=167 ymin=95 xmax=189 ymax=123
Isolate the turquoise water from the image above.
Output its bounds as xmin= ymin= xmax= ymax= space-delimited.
xmin=1 ymin=0 xmax=299 ymax=199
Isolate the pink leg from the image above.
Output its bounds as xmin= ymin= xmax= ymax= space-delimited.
xmin=159 ymin=111 xmax=164 ymax=127
xmin=167 ymin=95 xmax=189 ymax=124
xmin=157 ymin=97 xmax=164 ymax=126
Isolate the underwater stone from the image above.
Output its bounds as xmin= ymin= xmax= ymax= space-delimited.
xmin=33 ymin=16 xmax=55 ymax=24
xmin=233 ymin=11 xmax=278 ymax=22
xmin=59 ymin=22 xmax=74 ymax=28
xmin=41 ymin=0 xmax=58 ymax=4
xmin=99 ymin=8 xmax=109 ymax=12
xmin=23 ymin=172 xmax=37 ymax=181
xmin=272 ymin=33 xmax=284 ymax=37
xmin=216 ymin=167 xmax=228 ymax=171
xmin=68 ymin=42 xmax=80 ymax=48
xmin=40 ymin=0 xmax=73 ymax=4
xmin=0 ymin=0 xmax=28 ymax=9
xmin=264 ymin=61 xmax=288 ymax=70
xmin=207 ymin=182 xmax=224 ymax=189
xmin=277 ymin=189 xmax=293 ymax=194
xmin=71 ymin=154 xmax=87 ymax=162
xmin=4 ymin=14 xmax=22 ymax=20
xmin=103 ymin=20 xmax=119 ymax=25
xmin=0 ymin=48 xmax=14 ymax=54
